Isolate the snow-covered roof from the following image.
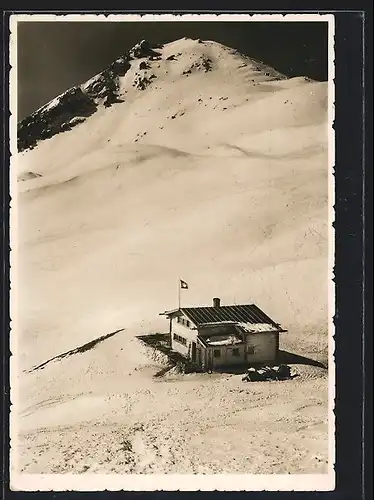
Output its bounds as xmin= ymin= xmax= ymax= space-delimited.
xmin=236 ymin=322 xmax=281 ymax=333
xmin=204 ymin=334 xmax=243 ymax=346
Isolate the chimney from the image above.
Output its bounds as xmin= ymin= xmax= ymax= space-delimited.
xmin=213 ymin=297 xmax=221 ymax=308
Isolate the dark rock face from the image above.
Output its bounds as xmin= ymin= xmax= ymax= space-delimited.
xmin=18 ymin=87 xmax=97 ymax=152
xmin=109 ymin=56 xmax=132 ymax=77
xmin=129 ymin=39 xmax=161 ymax=60
xmin=202 ymin=58 xmax=212 ymax=72
xmin=17 ymin=54 xmax=133 ymax=152
xmin=133 ymin=73 xmax=156 ymax=91
xmin=139 ymin=61 xmax=150 ymax=70
xmin=17 ymin=40 xmax=166 ymax=152
xmin=85 ymin=55 xmax=131 ymax=107
xmin=183 ymin=57 xmax=213 ymax=75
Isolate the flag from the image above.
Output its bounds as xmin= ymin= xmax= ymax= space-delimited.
xmin=180 ymin=279 xmax=188 ymax=289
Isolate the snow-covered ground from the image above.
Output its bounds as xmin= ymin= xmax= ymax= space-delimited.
xmin=12 ymin=38 xmax=330 ymax=476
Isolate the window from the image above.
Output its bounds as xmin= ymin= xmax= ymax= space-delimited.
xmin=213 ymin=349 xmax=221 ymax=358
xmin=173 ymin=333 xmax=187 ymax=346
xmin=232 ymin=348 xmax=240 ymax=357
xmin=178 ymin=317 xmax=191 ymax=328
xmin=247 ymin=346 xmax=255 ymax=355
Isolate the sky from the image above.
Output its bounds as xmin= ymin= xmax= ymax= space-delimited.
xmin=17 ymin=20 xmax=328 ymax=121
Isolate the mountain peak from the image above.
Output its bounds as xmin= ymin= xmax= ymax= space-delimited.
xmin=128 ymin=39 xmax=163 ymax=59
xmin=17 ymin=38 xmax=288 ymax=153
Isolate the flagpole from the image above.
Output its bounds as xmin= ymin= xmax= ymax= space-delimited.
xmin=178 ymin=277 xmax=181 ymax=310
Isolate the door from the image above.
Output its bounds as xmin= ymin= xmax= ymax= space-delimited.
xmin=191 ymin=341 xmax=197 ymax=362
xmin=197 ymin=348 xmax=202 ymax=367
xmin=206 ymin=349 xmax=213 ymax=371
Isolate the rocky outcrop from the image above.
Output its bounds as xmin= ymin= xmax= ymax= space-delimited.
xmin=17 ymin=39 xmax=166 ymax=152
xmin=84 ymin=55 xmax=131 ymax=107
xmin=133 ymin=73 xmax=156 ymax=91
xmin=183 ymin=56 xmax=213 ymax=75
xmin=17 ymin=55 xmax=133 ymax=152
xmin=18 ymin=87 xmax=97 ymax=152
xmin=129 ymin=39 xmax=162 ymax=60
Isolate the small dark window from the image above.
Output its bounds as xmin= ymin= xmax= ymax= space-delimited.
xmin=173 ymin=333 xmax=187 ymax=346
xmin=247 ymin=346 xmax=255 ymax=355
xmin=213 ymin=349 xmax=221 ymax=358
xmin=232 ymin=348 xmax=240 ymax=357
xmin=186 ymin=320 xmax=190 ymax=328
xmin=176 ymin=316 xmax=180 ymax=323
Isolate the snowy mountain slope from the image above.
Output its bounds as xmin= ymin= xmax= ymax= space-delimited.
xmin=17 ymin=38 xmax=286 ymax=152
xmin=16 ymin=37 xmax=328 ymax=369
xmin=13 ymin=37 xmax=330 ymax=477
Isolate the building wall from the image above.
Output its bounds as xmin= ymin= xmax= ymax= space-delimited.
xmin=198 ymin=324 xmax=246 ymax=368
xmin=170 ymin=316 xmax=279 ymax=368
xmin=208 ymin=344 xmax=246 ymax=368
xmin=245 ymin=331 xmax=278 ymax=363
xmin=171 ymin=318 xmax=198 ymax=358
